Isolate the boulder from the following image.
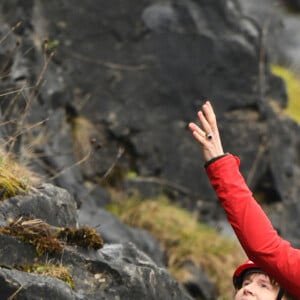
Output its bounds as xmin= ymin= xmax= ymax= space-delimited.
xmin=0 ymin=184 xmax=193 ymax=300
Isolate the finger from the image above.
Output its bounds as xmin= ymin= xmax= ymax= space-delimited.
xmin=202 ymin=101 xmax=220 ymax=138
xmin=202 ymin=102 xmax=215 ymax=125
xmin=204 ymin=101 xmax=219 ymax=131
xmin=188 ymin=122 xmax=206 ymax=137
xmin=197 ymin=111 xmax=212 ymax=135
xmin=192 ymin=130 xmax=206 ymax=144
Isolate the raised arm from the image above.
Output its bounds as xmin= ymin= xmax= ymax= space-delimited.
xmin=188 ymin=101 xmax=300 ymax=298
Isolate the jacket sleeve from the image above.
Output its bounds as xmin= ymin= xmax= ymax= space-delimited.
xmin=206 ymin=154 xmax=300 ymax=298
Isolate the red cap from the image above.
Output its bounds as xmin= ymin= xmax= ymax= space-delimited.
xmin=233 ymin=260 xmax=285 ymax=299
xmin=233 ymin=260 xmax=264 ymax=288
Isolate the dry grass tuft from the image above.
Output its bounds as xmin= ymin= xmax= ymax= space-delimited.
xmin=71 ymin=116 xmax=97 ymax=166
xmin=108 ymin=196 xmax=246 ymax=299
xmin=0 ymin=150 xmax=35 ymax=200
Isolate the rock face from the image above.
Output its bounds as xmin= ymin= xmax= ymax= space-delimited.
xmin=0 ymin=184 xmax=192 ymax=300
xmin=0 ymin=0 xmax=299 ymax=298
xmin=239 ymin=0 xmax=300 ymax=71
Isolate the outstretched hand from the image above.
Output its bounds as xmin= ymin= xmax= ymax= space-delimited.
xmin=188 ymin=101 xmax=224 ymax=162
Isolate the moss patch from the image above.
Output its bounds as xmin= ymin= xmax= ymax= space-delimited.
xmin=56 ymin=226 xmax=104 ymax=250
xmin=0 ymin=218 xmax=63 ymax=256
xmin=271 ymin=64 xmax=300 ymax=123
xmin=17 ymin=263 xmax=75 ymax=288
xmin=0 ymin=217 xmax=104 ymax=256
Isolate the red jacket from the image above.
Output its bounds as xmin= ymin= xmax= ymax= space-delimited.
xmin=206 ymin=154 xmax=300 ymax=298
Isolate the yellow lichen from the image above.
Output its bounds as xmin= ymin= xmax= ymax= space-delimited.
xmin=271 ymin=64 xmax=300 ymax=123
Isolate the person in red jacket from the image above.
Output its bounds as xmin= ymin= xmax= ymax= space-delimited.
xmin=188 ymin=101 xmax=299 ymax=299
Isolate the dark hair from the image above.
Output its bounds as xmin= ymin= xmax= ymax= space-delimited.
xmin=234 ymin=268 xmax=265 ymax=289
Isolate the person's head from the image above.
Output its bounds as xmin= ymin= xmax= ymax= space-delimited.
xmin=233 ymin=260 xmax=294 ymax=300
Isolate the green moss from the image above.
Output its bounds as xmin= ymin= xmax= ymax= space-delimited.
xmin=126 ymin=171 xmax=138 ymax=180
xmin=271 ymin=64 xmax=300 ymax=123
xmin=18 ymin=263 xmax=75 ymax=288
xmin=44 ymin=40 xmax=60 ymax=51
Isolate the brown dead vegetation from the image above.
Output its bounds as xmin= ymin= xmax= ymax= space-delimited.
xmin=0 ymin=217 xmax=104 ymax=256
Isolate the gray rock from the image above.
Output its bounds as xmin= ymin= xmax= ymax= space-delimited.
xmin=78 ymin=196 xmax=166 ymax=267
xmin=0 ymin=183 xmax=77 ymax=227
xmin=0 ymin=235 xmax=193 ymax=300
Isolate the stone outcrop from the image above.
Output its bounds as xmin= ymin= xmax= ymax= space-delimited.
xmin=0 ymin=184 xmax=193 ymax=300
